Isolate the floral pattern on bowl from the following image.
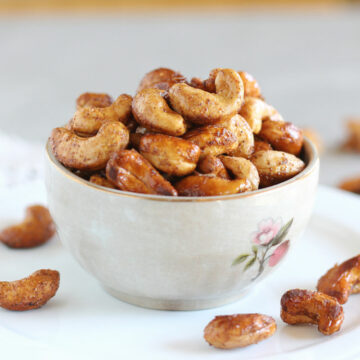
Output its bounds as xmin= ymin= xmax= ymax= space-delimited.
xmin=232 ymin=217 xmax=293 ymax=281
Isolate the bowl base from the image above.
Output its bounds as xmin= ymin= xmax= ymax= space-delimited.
xmin=102 ymin=285 xmax=252 ymax=311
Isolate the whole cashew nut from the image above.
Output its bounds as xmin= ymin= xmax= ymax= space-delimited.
xmin=204 ymin=313 xmax=276 ymax=349
xmin=197 ymin=155 xmax=230 ymax=179
xmin=139 ymin=134 xmax=201 ymax=176
xmin=280 ymin=289 xmax=344 ymax=335
xmin=183 ymin=125 xmax=238 ymax=159
xmin=239 ymin=97 xmax=283 ymax=134
xmin=106 ymin=149 xmax=178 ymax=196
xmin=201 ymin=69 xmax=263 ymax=99
xmin=0 ymin=205 xmax=55 ymax=248
xmin=215 ymin=114 xmax=255 ymax=158
xmin=137 ymin=67 xmax=186 ymax=92
xmin=50 ymin=122 xmax=129 ymax=171
xmin=219 ymin=155 xmax=260 ymax=191
xmin=169 ymin=68 xmax=244 ymax=125
xmin=175 ymin=174 xmax=251 ymax=196
xmin=317 ymin=255 xmax=360 ymax=304
xmin=251 ymin=150 xmax=305 ymax=187
xmin=259 ymin=118 xmax=303 ymax=156
xmin=132 ymin=88 xmax=186 ymax=136
xmin=76 ymin=92 xmax=113 ymax=109
xmin=0 ymin=269 xmax=60 ymax=311
xmin=69 ymin=94 xmax=133 ymax=135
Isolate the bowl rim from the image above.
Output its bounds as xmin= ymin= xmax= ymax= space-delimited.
xmin=45 ymin=137 xmax=319 ymax=203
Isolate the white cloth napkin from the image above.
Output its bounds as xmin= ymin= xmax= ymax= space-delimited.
xmin=0 ymin=130 xmax=44 ymax=188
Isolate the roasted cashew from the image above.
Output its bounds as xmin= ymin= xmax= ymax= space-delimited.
xmin=175 ymin=174 xmax=251 ymax=196
xmin=89 ymin=174 xmax=116 ymax=189
xmin=76 ymin=92 xmax=113 ymax=109
xmin=259 ymin=119 xmax=303 ymax=156
xmin=219 ymin=155 xmax=260 ymax=191
xmin=139 ymin=134 xmax=201 ymax=176
xmin=317 ymin=255 xmax=360 ymax=304
xmin=280 ymin=289 xmax=344 ymax=335
xmin=132 ymin=88 xmax=186 ymax=136
xmin=254 ymin=136 xmax=273 ymax=153
xmin=239 ymin=97 xmax=283 ymax=134
xmin=50 ymin=122 xmax=129 ymax=171
xmin=238 ymin=71 xmax=263 ymax=99
xmin=197 ymin=155 xmax=230 ymax=179
xmin=200 ymin=69 xmax=263 ymax=100
xmin=251 ymin=150 xmax=305 ymax=187
xmin=183 ymin=125 xmax=238 ymax=159
xmin=215 ymin=114 xmax=255 ymax=158
xmin=0 ymin=205 xmax=55 ymax=248
xmin=169 ymin=68 xmax=244 ymax=125
xmin=0 ymin=269 xmax=60 ymax=311
xmin=69 ymin=94 xmax=132 ymax=135
xmin=106 ymin=149 xmax=177 ymax=196
xmin=204 ymin=313 xmax=276 ymax=349
xmin=137 ymin=67 xmax=186 ymax=92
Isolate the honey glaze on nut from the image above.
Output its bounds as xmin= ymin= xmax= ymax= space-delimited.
xmin=49 ymin=67 xmax=308 ymax=196
xmin=280 ymin=289 xmax=344 ymax=335
xmin=204 ymin=313 xmax=276 ymax=349
xmin=317 ymin=254 xmax=360 ymax=304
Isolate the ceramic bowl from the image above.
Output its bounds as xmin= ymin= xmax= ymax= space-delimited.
xmin=45 ymin=138 xmax=319 ymax=310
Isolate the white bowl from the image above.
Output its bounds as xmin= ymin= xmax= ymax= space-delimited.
xmin=45 ymin=138 xmax=319 ymax=310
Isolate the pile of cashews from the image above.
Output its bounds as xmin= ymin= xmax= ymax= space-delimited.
xmin=49 ymin=67 xmax=305 ymax=196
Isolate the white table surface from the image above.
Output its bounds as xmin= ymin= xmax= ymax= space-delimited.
xmin=0 ymin=8 xmax=360 ymax=186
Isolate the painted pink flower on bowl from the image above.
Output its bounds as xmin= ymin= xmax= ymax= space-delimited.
xmin=269 ymin=240 xmax=290 ymax=267
xmin=253 ymin=218 xmax=282 ymax=245
xmin=232 ymin=218 xmax=293 ymax=281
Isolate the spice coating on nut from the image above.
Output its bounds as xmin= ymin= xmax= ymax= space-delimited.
xmin=259 ymin=119 xmax=303 ymax=156
xmin=169 ymin=69 xmax=244 ymax=125
xmin=140 ymin=133 xmax=201 ymax=176
xmin=70 ymin=94 xmax=132 ymax=135
xmin=106 ymin=149 xmax=178 ymax=196
xmin=132 ymin=88 xmax=186 ymax=136
xmin=50 ymin=66 xmax=308 ymax=197
xmin=50 ymin=122 xmax=129 ymax=171
xmin=0 ymin=205 xmax=55 ymax=248
xmin=137 ymin=67 xmax=186 ymax=92
xmin=0 ymin=269 xmax=60 ymax=311
xmin=175 ymin=174 xmax=251 ymax=196
xmin=251 ymin=150 xmax=305 ymax=187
